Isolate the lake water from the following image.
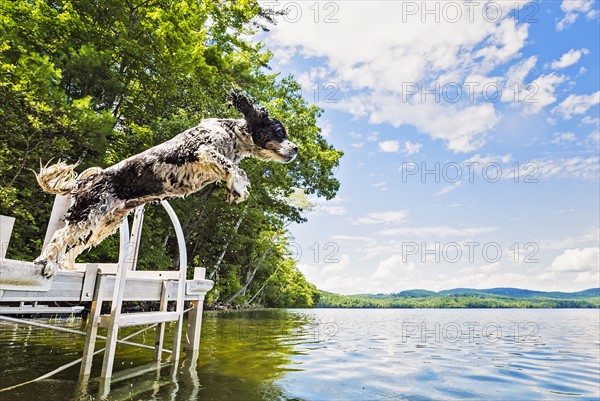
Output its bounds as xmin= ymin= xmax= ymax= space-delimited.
xmin=0 ymin=309 xmax=598 ymax=400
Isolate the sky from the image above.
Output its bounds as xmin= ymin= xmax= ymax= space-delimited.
xmin=257 ymin=0 xmax=600 ymax=294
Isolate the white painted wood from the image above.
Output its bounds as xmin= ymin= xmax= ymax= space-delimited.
xmin=0 ymin=215 xmax=15 ymax=259
xmin=162 ymin=200 xmax=187 ymax=365
xmin=0 ymin=259 xmax=51 ymax=291
xmin=79 ymin=264 xmax=99 ymax=301
xmin=185 ymin=267 xmax=207 ymax=351
xmin=80 ymin=274 xmax=106 ymax=378
xmin=42 ymin=195 xmax=70 ymax=248
xmin=154 ymin=281 xmax=171 ymax=362
xmin=95 ymin=264 xmax=119 ymax=274
xmin=0 ymin=305 xmax=84 ymax=314
xmin=186 ymin=278 xmax=214 ymax=295
xmin=98 ymin=311 xmax=180 ymax=328
xmin=125 ymin=271 xmax=180 ymax=280
xmin=0 ymin=268 xmax=213 ymax=302
xmin=118 ymin=215 xmax=129 ymax=267
xmin=129 ymin=207 xmax=145 ymax=271
xmin=100 ymin=221 xmax=133 ymax=380
xmin=0 ymin=200 xmax=216 ymax=386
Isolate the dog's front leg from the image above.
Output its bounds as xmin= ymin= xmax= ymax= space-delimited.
xmin=196 ymin=145 xmax=250 ymax=203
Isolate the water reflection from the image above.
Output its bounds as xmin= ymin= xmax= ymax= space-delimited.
xmin=0 ymin=309 xmax=315 ymax=401
xmin=0 ymin=309 xmax=598 ymax=400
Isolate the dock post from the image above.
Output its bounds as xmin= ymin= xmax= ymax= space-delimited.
xmin=79 ymin=269 xmax=106 ymax=378
xmin=185 ymin=267 xmax=207 ymax=351
xmin=99 ymin=222 xmax=132 ymax=384
xmin=0 ymin=215 xmax=15 ymax=259
xmin=42 ymin=195 xmax=70 ymax=248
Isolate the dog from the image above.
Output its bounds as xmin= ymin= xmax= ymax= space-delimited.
xmin=34 ymin=90 xmax=298 ymax=278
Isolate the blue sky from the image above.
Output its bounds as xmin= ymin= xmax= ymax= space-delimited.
xmin=258 ymin=0 xmax=599 ymax=294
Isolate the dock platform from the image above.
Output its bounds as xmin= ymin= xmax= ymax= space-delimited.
xmin=0 ymin=197 xmax=214 ymax=395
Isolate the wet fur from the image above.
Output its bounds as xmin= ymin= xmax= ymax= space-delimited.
xmin=34 ymin=91 xmax=298 ymax=278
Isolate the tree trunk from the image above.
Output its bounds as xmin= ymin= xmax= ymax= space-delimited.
xmin=224 ymin=241 xmax=271 ymax=305
xmin=209 ymin=205 xmax=247 ymax=279
xmin=247 ymin=261 xmax=283 ymax=305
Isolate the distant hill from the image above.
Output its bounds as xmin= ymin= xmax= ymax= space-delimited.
xmin=428 ymin=287 xmax=599 ymax=299
xmin=318 ymin=288 xmax=600 ymax=308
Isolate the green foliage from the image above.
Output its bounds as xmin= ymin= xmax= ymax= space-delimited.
xmin=318 ymin=289 xmax=600 ymax=308
xmin=0 ymin=0 xmax=340 ymax=309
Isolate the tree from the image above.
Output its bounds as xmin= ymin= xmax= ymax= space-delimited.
xmin=0 ymin=0 xmax=342 ymax=308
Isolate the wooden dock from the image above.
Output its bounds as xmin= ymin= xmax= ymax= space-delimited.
xmin=0 ymin=197 xmax=214 ymax=395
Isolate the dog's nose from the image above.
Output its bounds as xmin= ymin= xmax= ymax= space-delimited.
xmin=292 ymin=145 xmax=299 ymax=153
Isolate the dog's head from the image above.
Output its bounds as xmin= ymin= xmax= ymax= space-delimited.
xmin=230 ymin=89 xmax=298 ymax=163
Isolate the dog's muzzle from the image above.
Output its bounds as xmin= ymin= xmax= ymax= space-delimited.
xmin=281 ymin=140 xmax=299 ymax=162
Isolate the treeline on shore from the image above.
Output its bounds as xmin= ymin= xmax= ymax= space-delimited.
xmin=318 ymin=289 xmax=600 ymax=308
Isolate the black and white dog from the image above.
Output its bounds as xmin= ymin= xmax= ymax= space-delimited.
xmin=34 ymin=90 xmax=298 ymax=278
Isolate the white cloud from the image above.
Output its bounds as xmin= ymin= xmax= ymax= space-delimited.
xmin=367 ymin=132 xmax=379 ymax=142
xmin=582 ymin=116 xmax=600 ymax=125
xmin=457 ymin=153 xmax=598 ymax=181
xmin=378 ymin=140 xmax=400 ymax=153
xmin=403 ymin=140 xmax=422 ymax=155
xmin=554 ymin=91 xmax=600 ymax=119
xmin=435 ymin=182 xmax=461 ymax=196
xmin=371 ymin=255 xmax=415 ymax=281
xmin=319 ymin=119 xmax=333 ymax=137
xmin=366 ymin=97 xmax=499 ymax=153
xmin=588 ymin=130 xmax=600 ymax=145
xmin=550 ymin=49 xmax=589 ymax=70
xmin=551 ymin=132 xmax=576 ymax=144
xmin=373 ymin=181 xmax=387 ymax=191
xmin=307 ymin=196 xmax=348 ymax=216
xmin=298 ymin=254 xmax=351 ymax=288
xmin=556 ymin=0 xmax=596 ymax=31
xmin=549 ymin=247 xmax=600 ymax=272
xmin=379 ymin=226 xmax=497 ymax=238
xmin=265 ymin=1 xmax=532 ymax=153
xmin=537 ymin=228 xmax=600 ymax=250
xmin=505 ymin=55 xmax=537 ymax=87
xmin=532 ymin=156 xmax=600 ymax=181
xmin=352 ymin=210 xmax=408 ymax=226
xmin=522 ymin=73 xmax=566 ymax=115
xmin=350 ymin=142 xmax=364 ymax=149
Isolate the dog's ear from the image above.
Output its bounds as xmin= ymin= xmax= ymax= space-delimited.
xmin=230 ymin=89 xmax=269 ymax=124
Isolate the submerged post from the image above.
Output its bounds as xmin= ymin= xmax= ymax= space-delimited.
xmin=185 ymin=267 xmax=207 ymax=351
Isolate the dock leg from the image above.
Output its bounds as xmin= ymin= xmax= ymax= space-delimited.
xmin=79 ymin=274 xmax=106 ymax=378
xmin=185 ymin=268 xmax=207 ymax=352
xmin=99 ymin=222 xmax=132 ymax=384
xmin=154 ymin=281 xmax=171 ymax=362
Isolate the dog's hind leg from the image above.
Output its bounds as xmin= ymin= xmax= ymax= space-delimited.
xmin=35 ymin=204 xmax=132 ymax=278
xmin=35 ymin=222 xmax=92 ymax=278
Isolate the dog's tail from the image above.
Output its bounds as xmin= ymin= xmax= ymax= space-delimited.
xmin=35 ymin=160 xmax=102 ymax=195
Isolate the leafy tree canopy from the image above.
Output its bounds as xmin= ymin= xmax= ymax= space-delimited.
xmin=0 ymin=0 xmax=341 ymax=308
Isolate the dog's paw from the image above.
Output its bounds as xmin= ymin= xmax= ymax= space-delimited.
xmin=227 ymin=172 xmax=250 ymax=204
xmin=227 ymin=183 xmax=249 ymax=204
xmin=34 ymin=259 xmax=55 ymax=279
